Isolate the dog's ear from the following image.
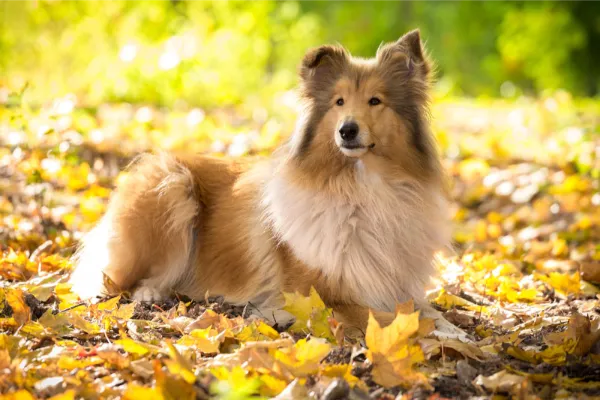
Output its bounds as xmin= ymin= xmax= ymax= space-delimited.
xmin=378 ymin=29 xmax=431 ymax=79
xmin=300 ymin=45 xmax=348 ymax=82
xmin=397 ymin=30 xmax=427 ymax=70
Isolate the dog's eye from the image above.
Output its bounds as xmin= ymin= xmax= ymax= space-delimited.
xmin=336 ymin=98 xmax=344 ymax=106
xmin=368 ymin=97 xmax=381 ymax=106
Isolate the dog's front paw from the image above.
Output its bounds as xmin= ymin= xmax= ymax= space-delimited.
xmin=132 ymin=284 xmax=165 ymax=303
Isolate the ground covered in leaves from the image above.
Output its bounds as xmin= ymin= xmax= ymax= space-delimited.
xmin=1 ymin=92 xmax=600 ymax=399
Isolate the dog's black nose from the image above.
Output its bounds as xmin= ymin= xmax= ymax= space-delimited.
xmin=339 ymin=121 xmax=359 ymax=141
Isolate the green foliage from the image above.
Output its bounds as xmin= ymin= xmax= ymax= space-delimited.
xmin=1 ymin=0 xmax=599 ymax=107
xmin=498 ymin=4 xmax=587 ymax=93
xmin=0 ymin=0 xmax=322 ymax=107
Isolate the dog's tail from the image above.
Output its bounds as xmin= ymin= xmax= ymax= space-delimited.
xmin=69 ymin=152 xmax=200 ymax=300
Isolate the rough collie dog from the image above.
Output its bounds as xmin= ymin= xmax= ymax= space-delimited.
xmin=70 ymin=30 xmax=464 ymax=337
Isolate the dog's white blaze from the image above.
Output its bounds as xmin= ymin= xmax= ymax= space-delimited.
xmin=264 ymin=163 xmax=450 ymax=311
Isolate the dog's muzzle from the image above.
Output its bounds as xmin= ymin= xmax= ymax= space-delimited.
xmin=337 ymin=121 xmax=374 ymax=157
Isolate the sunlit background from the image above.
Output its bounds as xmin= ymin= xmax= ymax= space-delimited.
xmin=3 ymin=1 xmax=600 ymax=103
xmin=1 ymin=1 xmax=599 ymax=154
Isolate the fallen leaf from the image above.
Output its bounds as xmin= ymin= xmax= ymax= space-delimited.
xmin=0 ymin=389 xmax=37 ymax=400
xmin=48 ymin=390 xmax=76 ymax=400
xmin=210 ymin=366 xmax=262 ymax=399
xmin=432 ymin=290 xmax=488 ymax=314
xmin=178 ymin=328 xmax=222 ymax=354
xmin=165 ymin=341 xmax=196 ymax=384
xmin=115 ymin=302 xmax=136 ymax=320
xmin=123 ymin=384 xmax=164 ymax=400
xmin=535 ymin=272 xmax=580 ymax=297
xmin=581 ymin=262 xmax=600 ymax=284
xmin=545 ymin=311 xmax=600 ymax=356
xmin=274 ymin=338 xmax=331 ymax=378
xmin=283 ymin=287 xmax=335 ymax=342
xmin=420 ymin=338 xmax=485 ymax=361
xmin=474 ymin=370 xmax=526 ymax=392
xmin=115 ymin=338 xmax=160 ymax=357
xmin=5 ymin=289 xmax=31 ymax=326
xmin=155 ymin=359 xmax=196 ymax=400
xmin=96 ymin=295 xmax=121 ymax=311
xmin=365 ymin=310 xmax=429 ymax=388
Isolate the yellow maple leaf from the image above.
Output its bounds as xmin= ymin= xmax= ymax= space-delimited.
xmin=0 ymin=389 xmax=36 ymax=400
xmin=165 ymin=341 xmax=196 ymax=384
xmin=365 ymin=311 xmax=429 ymax=389
xmin=5 ymin=288 xmax=30 ymax=326
xmin=48 ymin=390 xmax=76 ymax=400
xmin=545 ymin=311 xmax=600 ymax=357
xmin=209 ymin=366 xmax=262 ymax=399
xmin=505 ymin=344 xmax=569 ymax=366
xmin=274 ymin=338 xmax=331 ymax=377
xmin=115 ymin=302 xmax=136 ymax=320
xmin=432 ymin=289 xmax=488 ymax=314
xmin=236 ymin=321 xmax=280 ymax=342
xmin=282 ymin=287 xmax=335 ymax=342
xmin=177 ymin=328 xmax=221 ymax=354
xmin=123 ymin=384 xmax=164 ymax=400
xmin=259 ymin=374 xmax=288 ymax=397
xmin=366 ymin=311 xmax=419 ymax=353
xmin=115 ymin=338 xmax=160 ymax=357
xmin=57 ymin=355 xmax=103 ymax=369
xmin=96 ymin=295 xmax=119 ymax=310
xmin=54 ymin=283 xmax=82 ymax=311
xmin=67 ymin=312 xmax=101 ymax=334
xmin=320 ymin=364 xmax=363 ymax=389
xmin=155 ymin=359 xmax=196 ymax=400
xmin=535 ymin=271 xmax=580 ymax=297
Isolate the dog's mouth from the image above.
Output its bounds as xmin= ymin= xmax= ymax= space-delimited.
xmin=339 ymin=143 xmax=375 ymax=157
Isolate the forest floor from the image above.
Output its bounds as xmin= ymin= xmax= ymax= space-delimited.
xmin=1 ymin=92 xmax=600 ymax=399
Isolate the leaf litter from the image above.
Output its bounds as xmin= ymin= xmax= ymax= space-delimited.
xmin=1 ymin=92 xmax=600 ymax=399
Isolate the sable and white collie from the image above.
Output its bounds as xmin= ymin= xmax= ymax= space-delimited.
xmin=70 ymin=30 xmax=462 ymax=335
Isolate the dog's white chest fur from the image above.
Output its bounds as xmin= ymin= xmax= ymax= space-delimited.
xmin=264 ymin=163 xmax=449 ymax=311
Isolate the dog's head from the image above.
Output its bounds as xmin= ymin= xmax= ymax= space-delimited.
xmin=290 ymin=30 xmax=440 ymax=184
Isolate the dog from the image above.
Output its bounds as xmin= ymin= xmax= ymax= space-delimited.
xmin=70 ymin=29 xmax=465 ymax=337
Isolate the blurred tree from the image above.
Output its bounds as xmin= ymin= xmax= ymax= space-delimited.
xmin=0 ymin=0 xmax=598 ymax=107
xmin=0 ymin=0 xmax=324 ymax=107
xmin=497 ymin=2 xmax=587 ymax=94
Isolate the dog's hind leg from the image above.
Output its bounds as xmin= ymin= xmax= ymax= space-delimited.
xmin=69 ymin=153 xmax=200 ymax=302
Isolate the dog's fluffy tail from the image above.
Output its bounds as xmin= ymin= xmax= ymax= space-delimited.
xmin=69 ymin=152 xmax=200 ymax=301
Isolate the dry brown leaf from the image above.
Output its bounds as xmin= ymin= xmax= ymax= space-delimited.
xmin=545 ymin=311 xmax=600 ymax=356
xmin=420 ymin=338 xmax=485 ymax=361
xmin=184 ymin=309 xmax=220 ymax=332
xmin=394 ymin=299 xmax=415 ymax=315
xmin=581 ymin=262 xmax=600 ymax=284
xmin=474 ymin=370 xmax=526 ymax=392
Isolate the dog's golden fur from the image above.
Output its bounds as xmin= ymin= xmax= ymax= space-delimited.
xmin=70 ymin=30 xmax=460 ymax=333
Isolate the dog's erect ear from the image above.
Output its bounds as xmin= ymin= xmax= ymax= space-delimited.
xmin=398 ymin=30 xmax=426 ymax=69
xmin=300 ymin=45 xmax=348 ymax=82
xmin=378 ymin=29 xmax=431 ymax=78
